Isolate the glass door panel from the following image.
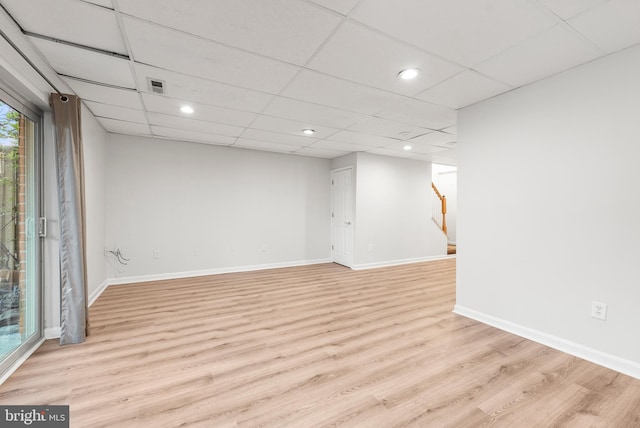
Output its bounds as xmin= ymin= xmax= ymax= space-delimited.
xmin=0 ymin=98 xmax=40 ymax=372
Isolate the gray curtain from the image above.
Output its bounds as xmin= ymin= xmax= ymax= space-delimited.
xmin=50 ymin=93 xmax=89 ymax=345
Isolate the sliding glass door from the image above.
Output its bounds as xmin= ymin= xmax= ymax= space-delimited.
xmin=0 ymin=89 xmax=42 ymax=377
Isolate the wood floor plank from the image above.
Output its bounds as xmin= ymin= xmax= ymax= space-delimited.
xmin=1 ymin=259 xmax=639 ymax=427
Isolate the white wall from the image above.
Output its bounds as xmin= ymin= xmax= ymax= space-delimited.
xmin=432 ymin=164 xmax=457 ymax=243
xmin=456 ymin=44 xmax=640 ymax=378
xmin=81 ymin=106 xmax=108 ymax=301
xmin=352 ymin=153 xmax=446 ymax=268
xmin=106 ymin=134 xmax=331 ymax=280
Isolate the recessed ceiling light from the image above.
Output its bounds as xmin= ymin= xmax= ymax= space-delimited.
xmin=403 ymin=145 xmax=412 ymax=151
xmin=180 ymin=105 xmax=194 ymax=114
xmin=303 ymin=129 xmax=315 ymax=135
xmin=398 ymin=68 xmax=420 ymax=80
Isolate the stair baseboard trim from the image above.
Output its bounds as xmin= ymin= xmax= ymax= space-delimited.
xmin=352 ymin=254 xmax=453 ymax=270
xmin=453 ymin=305 xmax=640 ymax=380
xmin=106 ymin=258 xmax=333 ymax=286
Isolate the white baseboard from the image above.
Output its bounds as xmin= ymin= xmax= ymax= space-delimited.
xmin=44 ymin=327 xmax=61 ymax=339
xmin=351 ymin=254 xmax=454 ymax=270
xmin=89 ymin=280 xmax=109 ymax=307
xmin=106 ymin=258 xmax=333 ymax=286
xmin=453 ymin=305 xmax=640 ymax=380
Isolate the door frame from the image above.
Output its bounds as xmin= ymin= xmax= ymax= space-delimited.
xmin=330 ymin=166 xmax=354 ymax=267
xmin=0 ymin=83 xmax=44 ymax=381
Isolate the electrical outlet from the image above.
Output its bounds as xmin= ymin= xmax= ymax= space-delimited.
xmin=153 ymin=250 xmax=160 ymax=259
xmin=591 ymin=301 xmax=607 ymax=321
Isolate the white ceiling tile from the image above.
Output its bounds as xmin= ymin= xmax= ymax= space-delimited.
xmin=147 ymin=113 xmax=244 ymax=137
xmin=118 ymin=0 xmax=340 ymax=65
xmin=123 ymin=17 xmax=300 ymax=94
xmin=475 ymin=24 xmax=602 ymax=87
xmin=239 ymin=129 xmax=317 ymax=147
xmin=262 ymin=97 xmax=366 ymax=129
xmin=308 ymin=0 xmax=360 ymax=15
xmin=307 ymin=22 xmax=463 ymax=96
xmin=97 ymin=117 xmax=150 ymax=135
xmin=249 ymin=115 xmax=339 ymax=139
xmin=308 ymin=140 xmax=372 ymax=152
xmin=151 ymin=126 xmax=237 ymax=146
xmin=294 ymin=147 xmax=350 ymax=158
xmin=441 ymin=125 xmax=457 ymax=135
xmin=233 ymin=139 xmax=301 ymax=153
xmin=387 ymin=141 xmax=449 ymax=154
xmin=376 ymin=99 xmax=457 ymax=130
xmin=64 ymin=77 xmax=142 ymax=109
xmin=408 ymin=131 xmax=457 ymax=147
xmin=141 ymin=93 xmax=256 ymax=127
xmin=418 ymin=149 xmax=458 ymax=165
xmin=134 ymin=64 xmax=273 ymax=113
xmin=537 ymin=0 xmax=609 ymax=20
xmin=29 ymin=37 xmax=135 ymax=88
xmin=416 ymin=70 xmax=513 ymax=109
xmin=366 ymin=147 xmax=415 ymax=158
xmin=3 ymin=0 xmax=126 ymax=54
xmin=81 ymin=0 xmax=113 ymax=8
xmin=326 ymin=130 xmax=401 ymax=147
xmin=351 ymin=0 xmax=557 ymax=66
xmin=85 ymin=101 xmax=147 ymax=123
xmin=281 ymin=70 xmax=405 ymax=115
xmin=348 ymin=117 xmax=430 ymax=140
xmin=568 ymin=0 xmax=640 ymax=53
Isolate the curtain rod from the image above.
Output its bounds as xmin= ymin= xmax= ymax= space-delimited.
xmin=0 ymin=27 xmax=68 ymax=102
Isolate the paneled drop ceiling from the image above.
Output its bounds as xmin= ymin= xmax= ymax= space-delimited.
xmin=2 ymin=0 xmax=640 ymax=164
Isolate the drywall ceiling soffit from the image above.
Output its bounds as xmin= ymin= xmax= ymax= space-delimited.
xmin=5 ymin=0 xmax=639 ymax=165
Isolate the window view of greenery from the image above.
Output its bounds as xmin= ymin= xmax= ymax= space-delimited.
xmin=0 ymin=101 xmax=22 ymax=359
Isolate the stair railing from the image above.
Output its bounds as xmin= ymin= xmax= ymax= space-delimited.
xmin=431 ymin=182 xmax=447 ymax=235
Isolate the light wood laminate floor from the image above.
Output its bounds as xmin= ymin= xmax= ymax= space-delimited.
xmin=1 ymin=259 xmax=639 ymax=427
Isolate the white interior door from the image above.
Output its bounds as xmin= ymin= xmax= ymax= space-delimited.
xmin=331 ymin=168 xmax=353 ymax=267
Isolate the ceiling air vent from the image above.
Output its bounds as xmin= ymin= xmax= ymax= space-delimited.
xmin=147 ymin=78 xmax=166 ymax=95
